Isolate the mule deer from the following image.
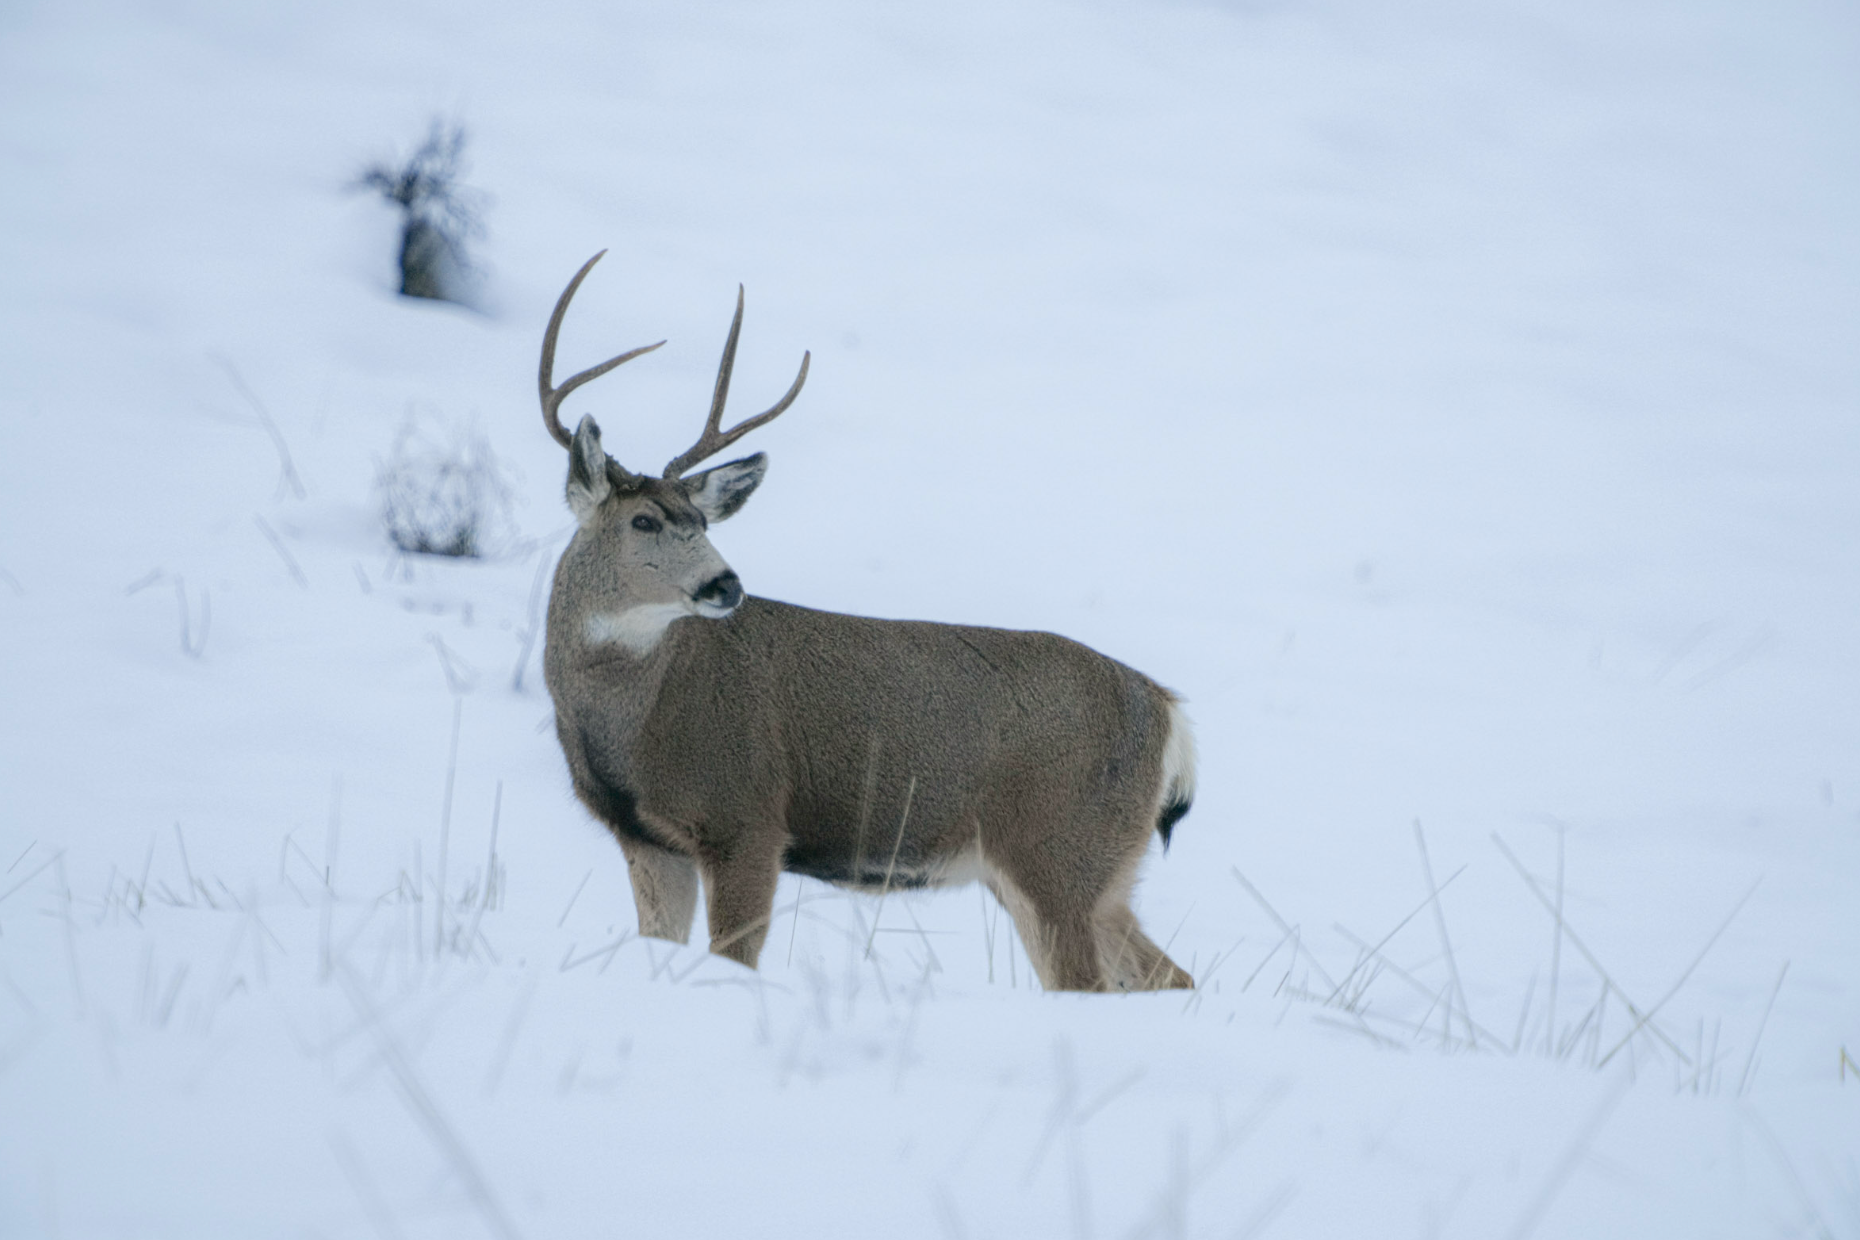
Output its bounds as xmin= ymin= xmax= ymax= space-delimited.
xmin=539 ymin=251 xmax=1195 ymax=991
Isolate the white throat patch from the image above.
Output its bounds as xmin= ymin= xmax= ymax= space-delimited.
xmin=584 ymin=603 xmax=692 ymax=655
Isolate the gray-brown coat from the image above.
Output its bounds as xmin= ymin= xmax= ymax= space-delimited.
xmin=537 ymin=253 xmax=1195 ymax=991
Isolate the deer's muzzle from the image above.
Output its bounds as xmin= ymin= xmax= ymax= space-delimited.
xmin=693 ymin=571 xmax=743 ymax=616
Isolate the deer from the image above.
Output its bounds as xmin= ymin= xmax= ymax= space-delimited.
xmin=538 ymin=251 xmax=1196 ymax=991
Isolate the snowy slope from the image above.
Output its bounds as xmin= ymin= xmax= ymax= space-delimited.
xmin=1 ymin=0 xmax=1856 ymax=1236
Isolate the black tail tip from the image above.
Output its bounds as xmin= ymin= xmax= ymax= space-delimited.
xmin=1157 ymin=797 xmax=1191 ymax=853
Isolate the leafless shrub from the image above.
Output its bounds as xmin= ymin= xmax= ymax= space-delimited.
xmin=375 ymin=410 xmax=514 ymax=559
xmin=357 ymin=119 xmax=486 ymax=304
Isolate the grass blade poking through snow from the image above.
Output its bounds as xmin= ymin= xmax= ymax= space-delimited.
xmin=1491 ymin=834 xmax=1691 ymax=1064
xmin=1413 ymin=821 xmax=1477 ymax=1050
xmin=1736 ymin=962 xmax=1788 ymax=1096
xmin=865 ymin=775 xmax=918 ymax=959
xmin=1594 ymin=879 xmax=1760 ymax=1069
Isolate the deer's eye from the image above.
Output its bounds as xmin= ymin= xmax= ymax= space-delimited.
xmin=632 ymin=514 xmax=662 ymax=534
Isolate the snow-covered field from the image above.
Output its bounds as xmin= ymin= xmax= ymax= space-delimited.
xmin=2 ymin=0 xmax=1856 ymax=1235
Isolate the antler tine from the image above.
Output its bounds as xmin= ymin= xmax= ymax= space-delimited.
xmin=663 ymin=285 xmax=811 ymax=478
xmin=538 ymin=250 xmax=666 ymax=451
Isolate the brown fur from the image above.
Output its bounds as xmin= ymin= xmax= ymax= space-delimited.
xmin=535 ymin=263 xmax=1192 ymax=991
xmin=545 ymin=505 xmax=1194 ymax=991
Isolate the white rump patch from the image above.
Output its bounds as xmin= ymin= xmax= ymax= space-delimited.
xmin=584 ymin=603 xmax=691 ymax=655
xmin=1160 ymin=698 xmax=1198 ymax=810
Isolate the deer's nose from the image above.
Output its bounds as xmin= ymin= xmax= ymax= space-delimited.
xmin=693 ymin=571 xmax=743 ymax=613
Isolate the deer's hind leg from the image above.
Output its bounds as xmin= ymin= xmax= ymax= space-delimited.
xmin=980 ymin=762 xmax=1176 ymax=992
xmin=1096 ymin=899 xmax=1193 ymax=991
xmin=984 ymin=867 xmax=1108 ymax=992
xmin=1089 ymin=818 xmax=1193 ymax=991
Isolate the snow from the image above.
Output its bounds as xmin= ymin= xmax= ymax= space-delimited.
xmin=2 ymin=0 xmax=1857 ymax=1235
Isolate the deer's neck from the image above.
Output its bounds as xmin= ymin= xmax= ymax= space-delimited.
xmin=550 ymin=589 xmax=733 ymax=738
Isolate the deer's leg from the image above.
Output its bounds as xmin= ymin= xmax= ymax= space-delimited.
xmin=1096 ymin=901 xmax=1193 ymax=991
xmin=985 ymin=870 xmax=1108 ymax=993
xmin=1040 ymin=905 xmax=1111 ymax=992
xmin=699 ymin=842 xmax=783 ymax=969
xmin=618 ymin=837 xmax=697 ymax=944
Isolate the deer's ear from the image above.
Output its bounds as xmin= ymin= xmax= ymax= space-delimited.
xmin=566 ymin=416 xmax=612 ymax=524
xmin=683 ymin=452 xmax=766 ymax=522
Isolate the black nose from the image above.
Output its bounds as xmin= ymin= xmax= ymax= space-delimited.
xmin=694 ymin=571 xmax=743 ymax=612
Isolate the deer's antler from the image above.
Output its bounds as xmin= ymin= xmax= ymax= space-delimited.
xmin=538 ymin=250 xmax=665 ymax=454
xmin=663 ymin=286 xmax=809 ymax=479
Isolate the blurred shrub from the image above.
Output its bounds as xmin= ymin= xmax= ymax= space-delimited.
xmin=376 ymin=409 xmax=514 ymax=558
xmin=357 ymin=120 xmax=484 ymax=304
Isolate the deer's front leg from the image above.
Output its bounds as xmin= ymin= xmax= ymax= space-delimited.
xmin=699 ymin=838 xmax=784 ymax=969
xmin=618 ymin=837 xmax=698 ymax=944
